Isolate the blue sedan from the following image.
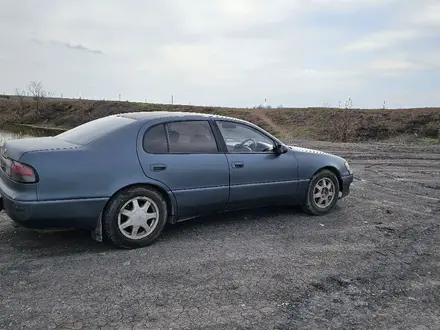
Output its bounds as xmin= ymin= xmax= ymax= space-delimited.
xmin=0 ymin=112 xmax=353 ymax=248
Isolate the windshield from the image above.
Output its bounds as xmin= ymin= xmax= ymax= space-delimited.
xmin=54 ymin=116 xmax=135 ymax=145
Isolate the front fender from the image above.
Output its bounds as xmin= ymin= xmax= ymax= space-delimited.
xmin=296 ymin=152 xmax=347 ymax=180
xmin=290 ymin=147 xmax=349 ymax=202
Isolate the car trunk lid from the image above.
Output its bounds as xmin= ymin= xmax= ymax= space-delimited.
xmin=1 ymin=137 xmax=81 ymax=161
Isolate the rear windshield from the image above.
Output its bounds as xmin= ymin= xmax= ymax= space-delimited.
xmin=54 ymin=116 xmax=135 ymax=145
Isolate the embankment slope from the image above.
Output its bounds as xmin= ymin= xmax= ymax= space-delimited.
xmin=0 ymin=95 xmax=439 ymax=142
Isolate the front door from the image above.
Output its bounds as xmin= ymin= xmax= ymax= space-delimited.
xmin=137 ymin=120 xmax=230 ymax=218
xmin=214 ymin=120 xmax=299 ymax=209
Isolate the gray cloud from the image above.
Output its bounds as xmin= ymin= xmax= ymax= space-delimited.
xmin=30 ymin=37 xmax=103 ymax=54
xmin=1 ymin=0 xmax=439 ymax=108
xmin=51 ymin=41 xmax=103 ymax=54
xmin=29 ymin=36 xmax=103 ymax=54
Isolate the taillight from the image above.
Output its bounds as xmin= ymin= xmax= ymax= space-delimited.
xmin=8 ymin=160 xmax=37 ymax=183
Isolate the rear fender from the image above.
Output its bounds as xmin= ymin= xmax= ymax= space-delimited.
xmin=104 ymin=180 xmax=178 ymax=220
xmin=91 ymin=180 xmax=178 ymax=243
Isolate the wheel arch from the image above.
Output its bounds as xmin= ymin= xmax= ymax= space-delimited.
xmin=312 ymin=166 xmax=343 ymax=192
xmin=102 ymin=183 xmax=177 ymax=224
xmin=301 ymin=166 xmax=342 ymax=216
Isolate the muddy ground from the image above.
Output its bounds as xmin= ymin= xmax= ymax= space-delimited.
xmin=0 ymin=141 xmax=439 ymax=330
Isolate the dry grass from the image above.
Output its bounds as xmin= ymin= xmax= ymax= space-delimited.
xmin=0 ymin=95 xmax=439 ymax=142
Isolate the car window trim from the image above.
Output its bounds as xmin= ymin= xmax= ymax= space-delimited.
xmin=142 ymin=123 xmax=170 ymax=154
xmin=143 ymin=120 xmax=223 ymax=155
xmin=142 ymin=119 xmax=223 ymax=155
xmin=213 ymin=120 xmax=278 ymax=155
xmin=143 ymin=120 xmax=222 ymax=155
xmin=142 ymin=118 xmax=280 ymax=155
xmin=165 ymin=119 xmax=222 ymax=154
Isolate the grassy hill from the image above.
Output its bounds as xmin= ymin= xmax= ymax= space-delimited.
xmin=0 ymin=95 xmax=439 ymax=143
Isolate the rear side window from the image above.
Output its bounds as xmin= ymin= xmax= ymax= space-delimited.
xmin=142 ymin=120 xmax=219 ymax=154
xmin=167 ymin=121 xmax=219 ymax=153
xmin=143 ymin=124 xmax=168 ymax=153
xmin=55 ymin=116 xmax=135 ymax=145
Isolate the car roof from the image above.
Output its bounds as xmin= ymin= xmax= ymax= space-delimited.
xmin=112 ymin=111 xmax=281 ymax=143
xmin=115 ymin=111 xmax=247 ymax=123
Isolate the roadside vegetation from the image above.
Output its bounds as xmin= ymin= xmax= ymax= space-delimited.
xmin=0 ymin=81 xmax=439 ymax=143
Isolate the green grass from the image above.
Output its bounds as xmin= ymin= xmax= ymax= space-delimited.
xmin=421 ymin=137 xmax=440 ymax=144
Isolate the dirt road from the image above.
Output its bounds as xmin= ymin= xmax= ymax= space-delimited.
xmin=0 ymin=141 xmax=439 ymax=329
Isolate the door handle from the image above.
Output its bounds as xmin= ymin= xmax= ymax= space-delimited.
xmin=231 ymin=161 xmax=244 ymax=168
xmin=150 ymin=163 xmax=167 ymax=171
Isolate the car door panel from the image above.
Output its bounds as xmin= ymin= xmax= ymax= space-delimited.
xmin=225 ymin=153 xmax=298 ymax=208
xmin=142 ymin=154 xmax=230 ymax=216
xmin=137 ymin=121 xmax=230 ymax=218
xmin=214 ymin=120 xmax=299 ymax=209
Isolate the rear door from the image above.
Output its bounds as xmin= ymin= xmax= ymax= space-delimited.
xmin=137 ymin=120 xmax=230 ymax=218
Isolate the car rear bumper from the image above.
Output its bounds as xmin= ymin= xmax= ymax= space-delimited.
xmin=0 ymin=190 xmax=108 ymax=230
xmin=340 ymin=174 xmax=354 ymax=198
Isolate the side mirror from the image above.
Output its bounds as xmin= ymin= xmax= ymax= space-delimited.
xmin=274 ymin=143 xmax=289 ymax=155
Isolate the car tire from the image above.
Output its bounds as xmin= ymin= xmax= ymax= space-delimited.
xmin=103 ymin=186 xmax=168 ymax=249
xmin=302 ymin=169 xmax=340 ymax=216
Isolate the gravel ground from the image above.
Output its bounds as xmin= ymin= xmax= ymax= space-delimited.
xmin=0 ymin=141 xmax=439 ymax=330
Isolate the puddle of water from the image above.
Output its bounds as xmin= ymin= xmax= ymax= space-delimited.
xmin=0 ymin=124 xmax=65 ymax=145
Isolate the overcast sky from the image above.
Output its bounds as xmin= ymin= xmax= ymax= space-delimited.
xmin=1 ymin=0 xmax=439 ymax=108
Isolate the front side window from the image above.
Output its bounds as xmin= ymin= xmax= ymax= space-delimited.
xmin=166 ymin=121 xmax=219 ymax=153
xmin=216 ymin=121 xmax=275 ymax=153
xmin=143 ymin=124 xmax=168 ymax=153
